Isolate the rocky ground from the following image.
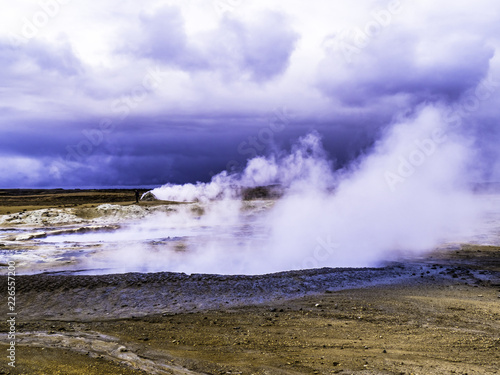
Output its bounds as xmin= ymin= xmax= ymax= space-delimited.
xmin=0 ymin=245 xmax=499 ymax=375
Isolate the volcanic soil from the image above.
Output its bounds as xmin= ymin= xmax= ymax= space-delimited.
xmin=0 ymin=190 xmax=499 ymax=374
xmin=0 ymin=245 xmax=498 ymax=375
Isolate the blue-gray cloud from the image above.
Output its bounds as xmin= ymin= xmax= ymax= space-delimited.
xmin=0 ymin=38 xmax=82 ymax=78
xmin=133 ymin=6 xmax=188 ymax=64
xmin=317 ymin=30 xmax=495 ymax=106
xmin=124 ymin=7 xmax=300 ymax=82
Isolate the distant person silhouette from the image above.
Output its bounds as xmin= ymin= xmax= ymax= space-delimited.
xmin=135 ymin=190 xmax=140 ymax=203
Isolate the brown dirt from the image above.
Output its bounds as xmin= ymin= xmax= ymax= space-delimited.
xmin=0 ymin=246 xmax=499 ymax=375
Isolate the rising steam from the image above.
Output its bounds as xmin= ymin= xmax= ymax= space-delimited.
xmin=149 ymin=132 xmax=335 ymax=202
xmin=99 ymin=104 xmax=491 ymax=275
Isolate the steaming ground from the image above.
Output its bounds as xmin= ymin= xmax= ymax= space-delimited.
xmin=1 ymin=106 xmax=500 ymax=275
xmin=0 ymin=190 xmax=499 ymax=276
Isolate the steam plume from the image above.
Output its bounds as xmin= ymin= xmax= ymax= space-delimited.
xmin=98 ymin=105 xmax=492 ymax=275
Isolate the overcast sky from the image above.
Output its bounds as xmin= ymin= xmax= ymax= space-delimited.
xmin=1 ymin=0 xmax=499 ymax=188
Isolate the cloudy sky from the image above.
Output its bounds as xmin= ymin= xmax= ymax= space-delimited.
xmin=1 ymin=0 xmax=499 ymax=188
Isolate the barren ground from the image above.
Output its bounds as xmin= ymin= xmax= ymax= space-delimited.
xmin=0 ymin=245 xmax=498 ymax=375
xmin=0 ymin=189 xmax=166 ymax=216
xmin=0 ymin=190 xmax=499 ymax=374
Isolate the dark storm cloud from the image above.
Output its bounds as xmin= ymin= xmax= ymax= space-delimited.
xmin=0 ymin=107 xmax=382 ymax=188
xmin=61 ymin=113 xmax=386 ymax=187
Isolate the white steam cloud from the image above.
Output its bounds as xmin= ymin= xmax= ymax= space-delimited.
xmin=96 ymin=105 xmax=493 ymax=275
xmin=149 ymin=132 xmax=335 ymax=202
